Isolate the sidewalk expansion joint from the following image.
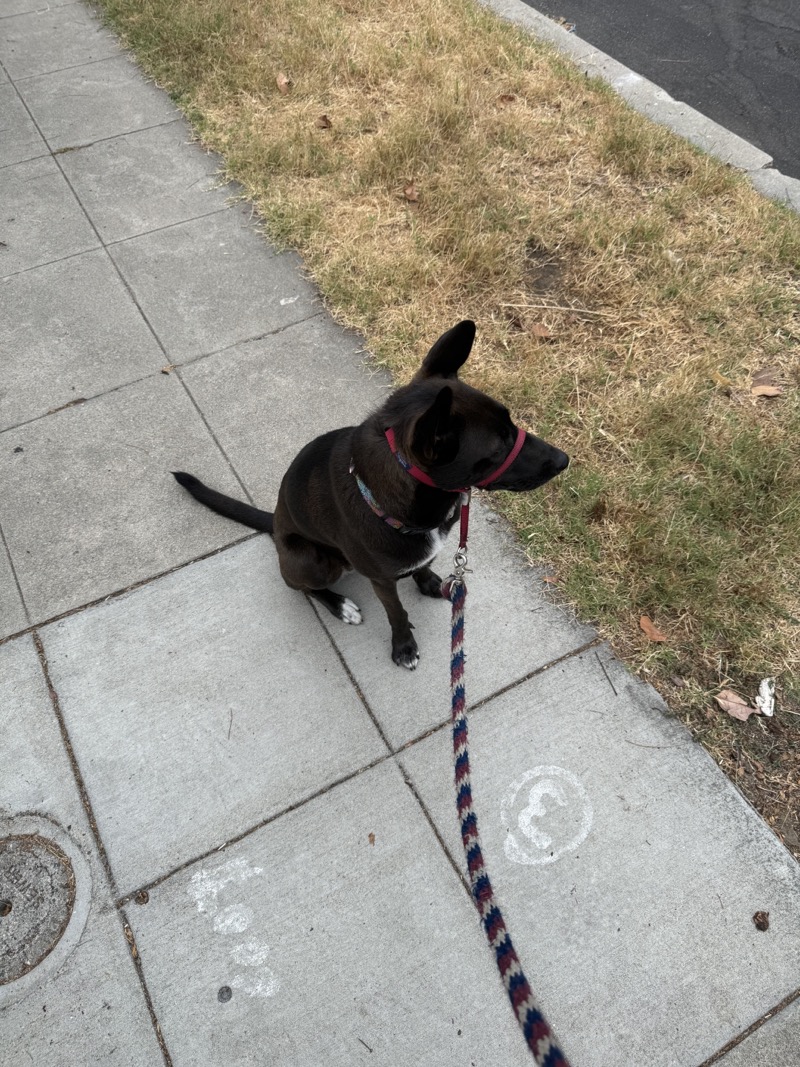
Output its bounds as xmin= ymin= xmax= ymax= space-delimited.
xmin=103 ymin=205 xmax=232 ymax=249
xmin=0 ymin=519 xmax=31 ymax=628
xmin=0 ymin=309 xmax=324 ymax=438
xmin=11 ymin=50 xmax=146 ymax=85
xmin=112 ymin=625 xmax=600 ymax=906
xmin=0 ymin=532 xmax=259 ymax=648
xmin=118 ymin=906 xmax=175 ymax=1067
xmin=32 ymin=630 xmax=119 ymax=896
xmin=309 ymin=597 xmax=394 ymax=754
xmin=697 ymin=984 xmax=800 ymax=1066
xmin=396 ymin=757 xmax=471 ymax=898
xmin=176 ymin=371 xmax=256 ymax=505
xmin=114 ymin=751 xmax=395 ymax=909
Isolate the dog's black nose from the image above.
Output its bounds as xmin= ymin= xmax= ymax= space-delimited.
xmin=551 ymin=448 xmax=569 ymax=473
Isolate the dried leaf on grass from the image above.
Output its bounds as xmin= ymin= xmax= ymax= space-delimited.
xmin=751 ymin=384 xmax=783 ymax=397
xmin=751 ymin=367 xmax=784 ymax=397
xmin=639 ymin=615 xmax=667 ymax=642
xmin=315 ymin=113 xmax=332 ymax=129
xmin=403 ymin=182 xmax=420 ymax=203
xmin=497 ymin=93 xmax=516 ymax=106
xmin=530 ymin=322 xmax=553 ymax=340
xmin=715 ymin=689 xmax=759 ymax=721
xmin=276 ymin=72 xmax=292 ymax=94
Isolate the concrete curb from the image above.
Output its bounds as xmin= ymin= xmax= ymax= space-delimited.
xmin=481 ymin=0 xmax=800 ymax=213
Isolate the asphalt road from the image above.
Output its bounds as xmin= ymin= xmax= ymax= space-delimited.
xmin=522 ymin=0 xmax=800 ymax=178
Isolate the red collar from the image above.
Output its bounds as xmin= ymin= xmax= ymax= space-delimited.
xmin=384 ymin=425 xmax=526 ymax=491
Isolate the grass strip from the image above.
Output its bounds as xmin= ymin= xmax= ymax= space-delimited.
xmin=93 ymin=0 xmax=799 ymax=855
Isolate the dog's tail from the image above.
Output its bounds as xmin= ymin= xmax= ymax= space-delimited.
xmin=172 ymin=472 xmax=274 ymax=534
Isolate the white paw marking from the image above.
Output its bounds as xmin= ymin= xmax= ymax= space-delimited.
xmin=187 ymin=858 xmax=278 ymax=999
xmin=500 ymin=766 xmax=593 ymax=866
xmin=402 ymin=652 xmax=420 ymax=670
xmin=339 ymin=597 xmax=362 ymax=624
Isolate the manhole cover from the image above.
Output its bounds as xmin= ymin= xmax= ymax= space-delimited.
xmin=0 ymin=834 xmax=76 ymax=985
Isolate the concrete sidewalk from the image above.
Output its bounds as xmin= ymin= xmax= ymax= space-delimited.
xmin=1 ymin=2 xmax=798 ymax=1065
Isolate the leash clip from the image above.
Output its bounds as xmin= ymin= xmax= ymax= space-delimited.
xmin=452 ymin=546 xmax=469 ymax=579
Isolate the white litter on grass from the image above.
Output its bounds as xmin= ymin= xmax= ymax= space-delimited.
xmin=756 ymin=677 xmax=775 ymax=717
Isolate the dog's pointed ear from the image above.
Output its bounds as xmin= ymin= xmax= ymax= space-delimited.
xmin=411 ymin=386 xmax=456 ymax=463
xmin=414 ymin=320 xmax=475 ymax=380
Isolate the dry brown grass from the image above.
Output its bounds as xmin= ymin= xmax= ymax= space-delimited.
xmin=95 ymin=0 xmax=800 ymax=857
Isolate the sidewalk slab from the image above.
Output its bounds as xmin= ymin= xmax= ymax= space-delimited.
xmin=0 ymin=373 xmax=247 ymax=623
xmin=180 ymin=314 xmax=390 ymax=504
xmin=18 ymin=54 xmax=178 ymax=150
xmin=718 ymin=996 xmax=800 ymax=1066
xmin=0 ymin=2 xmax=119 ymax=81
xmin=0 ymin=82 xmax=48 ymax=167
xmin=58 ymin=120 xmax=235 ymax=243
xmin=0 ymin=636 xmax=162 ymax=1066
xmin=108 ymin=211 xmax=320 ymax=361
xmin=400 ymin=645 xmax=800 ymax=1066
xmin=1 ymin=248 xmax=164 ymax=430
xmin=316 ymin=506 xmax=595 ymax=748
xmin=126 ymin=759 xmax=535 ymax=1067
xmin=40 ymin=537 xmax=389 ymax=895
xmin=0 ymin=154 xmax=98 ymax=277
xmin=0 ymin=539 xmax=26 ymax=638
xmin=1 ymin=0 xmax=77 ymax=18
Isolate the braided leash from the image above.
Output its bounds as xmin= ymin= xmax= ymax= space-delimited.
xmin=442 ymin=495 xmax=571 ymax=1067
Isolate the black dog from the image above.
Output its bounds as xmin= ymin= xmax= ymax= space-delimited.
xmin=173 ymin=320 xmax=568 ymax=669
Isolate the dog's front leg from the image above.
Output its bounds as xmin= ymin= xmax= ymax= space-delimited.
xmin=370 ymin=578 xmax=419 ymax=670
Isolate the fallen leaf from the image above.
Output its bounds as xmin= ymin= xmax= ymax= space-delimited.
xmin=542 ymin=575 xmax=560 ymax=585
xmin=161 ymin=364 xmax=175 ymax=375
xmin=315 ymin=114 xmax=332 ymax=129
xmin=752 ymin=910 xmax=769 ymax=931
xmin=403 ymin=182 xmax=420 ymax=203
xmin=751 ymin=384 xmax=783 ymax=397
xmin=497 ymin=93 xmax=517 ymax=106
xmin=530 ymin=323 xmax=553 ymax=340
xmin=368 ymin=833 xmax=375 ymax=846
xmin=715 ymin=689 xmax=759 ymax=722
xmin=712 ymin=371 xmax=735 ymax=387
xmin=639 ymin=615 xmax=667 ymax=642
xmin=276 ymin=72 xmax=292 ymax=94
xmin=751 ymin=367 xmax=781 ymax=387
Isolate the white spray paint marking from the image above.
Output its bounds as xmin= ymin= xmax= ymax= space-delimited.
xmin=187 ymin=857 xmax=278 ymax=999
xmin=230 ymin=942 xmax=279 ymax=998
xmin=213 ymin=904 xmax=253 ymax=935
xmin=279 ymin=295 xmax=300 ymax=305
xmin=187 ymin=857 xmax=264 ymax=916
xmin=501 ymin=766 xmax=593 ymax=866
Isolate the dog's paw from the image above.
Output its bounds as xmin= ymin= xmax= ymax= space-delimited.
xmin=413 ymin=569 xmax=444 ymax=599
xmin=337 ymin=597 xmax=362 ymax=625
xmin=392 ymin=638 xmax=420 ymax=670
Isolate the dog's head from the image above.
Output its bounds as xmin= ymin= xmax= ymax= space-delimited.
xmin=401 ymin=320 xmax=569 ymax=492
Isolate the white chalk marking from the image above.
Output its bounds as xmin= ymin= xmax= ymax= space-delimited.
xmin=230 ymin=941 xmax=279 ymax=998
xmin=187 ymin=857 xmax=263 ymax=916
xmin=213 ymin=904 xmax=253 ymax=935
xmin=501 ymin=766 xmax=593 ymax=866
